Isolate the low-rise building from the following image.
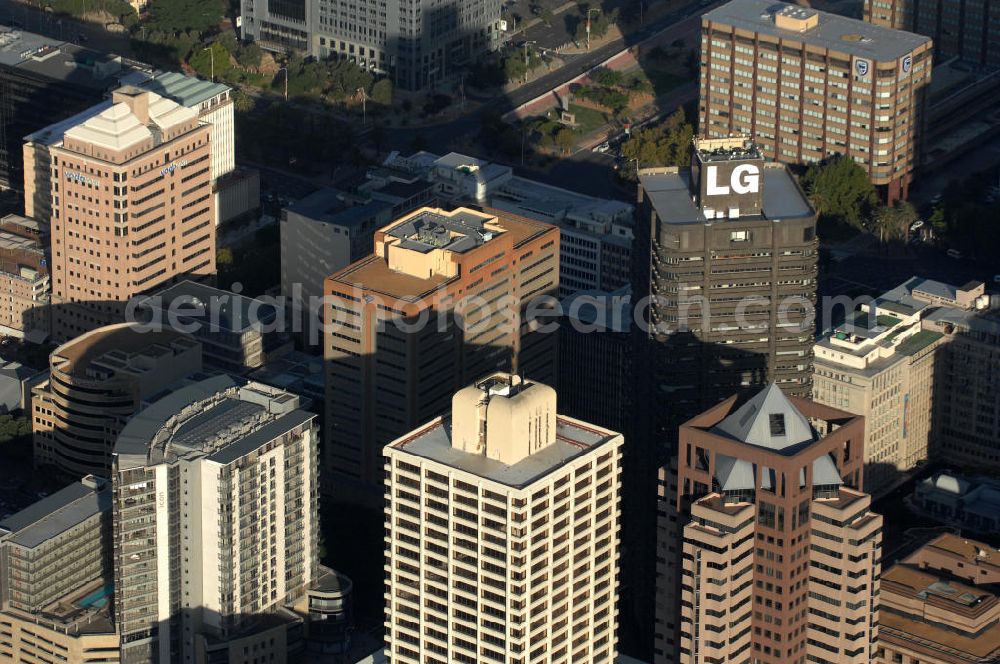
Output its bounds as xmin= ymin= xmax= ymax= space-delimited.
xmin=31 ymin=322 xmax=203 ymax=477
xmin=877 ymin=534 xmax=1000 ymax=664
xmin=912 ymin=472 xmax=1000 ymax=534
xmin=0 ymin=475 xmax=120 ymax=663
xmin=0 ymin=215 xmax=49 ymax=340
xmin=141 ymin=280 xmax=293 ymax=374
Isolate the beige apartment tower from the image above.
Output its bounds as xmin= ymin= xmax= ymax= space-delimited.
xmin=700 ymin=0 xmax=932 ymax=202
xmin=111 ymin=375 xmax=320 ymax=663
xmin=32 ymin=86 xmax=216 ymax=341
xmin=655 ymin=384 xmax=883 ymax=664
xmin=324 ymin=206 xmax=560 ymax=486
xmin=384 ymin=373 xmax=623 ymax=664
xmin=813 ymin=277 xmax=951 ymax=496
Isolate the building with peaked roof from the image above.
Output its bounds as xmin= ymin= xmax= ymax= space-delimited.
xmin=323 ymin=206 xmax=559 ymax=486
xmin=876 ymin=534 xmax=1000 ymax=664
xmin=700 ymin=0 xmax=933 ymax=202
xmin=112 ymin=375 xmax=323 ymax=663
xmin=0 ymin=475 xmax=120 ymax=663
xmin=384 ymin=373 xmax=623 ymax=664
xmin=654 ymin=384 xmax=882 ymax=664
xmin=30 ymin=86 xmax=216 ymax=341
xmin=31 ymin=322 xmax=203 ymax=478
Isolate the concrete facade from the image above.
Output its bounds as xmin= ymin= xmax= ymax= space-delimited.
xmin=0 ymin=215 xmax=49 ymax=340
xmin=384 ymin=150 xmax=634 ymax=298
xmin=813 ymin=277 xmax=954 ymax=496
xmin=240 ymin=0 xmax=503 ymax=90
xmin=0 ymin=476 xmax=120 ymax=664
xmin=864 ymin=0 xmax=1000 ymax=68
xmin=111 ymin=375 xmax=320 ymax=663
xmin=323 ymin=206 xmax=559 ymax=486
xmin=384 ymin=373 xmax=623 ymax=663
xmin=31 ymin=322 xmax=202 ymax=478
xmin=700 ymin=0 xmax=933 ymax=201
xmin=35 ymin=86 xmax=216 ymax=342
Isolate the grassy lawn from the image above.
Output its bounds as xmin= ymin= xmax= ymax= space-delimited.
xmin=568 ymin=103 xmax=609 ymax=135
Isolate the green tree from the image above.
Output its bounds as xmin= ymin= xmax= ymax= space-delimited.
xmin=370 ymin=78 xmax=393 ymax=106
xmin=800 ymin=155 xmax=878 ymax=229
xmin=216 ymin=247 xmax=234 ymax=268
xmin=590 ymin=67 xmax=624 ymax=88
xmin=539 ymin=7 xmax=555 ymax=25
xmin=188 ymin=41 xmax=232 ymax=79
xmin=619 ymin=108 xmax=694 ymax=179
xmin=870 ymin=201 xmax=917 ymax=243
xmin=555 ymin=127 xmax=576 ymax=154
xmin=233 ymin=90 xmax=256 ymax=113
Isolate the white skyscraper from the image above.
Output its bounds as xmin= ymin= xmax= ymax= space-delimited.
xmin=384 ymin=373 xmax=623 ymax=663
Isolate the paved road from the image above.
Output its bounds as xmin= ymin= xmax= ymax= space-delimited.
xmin=387 ymin=1 xmax=707 ymax=155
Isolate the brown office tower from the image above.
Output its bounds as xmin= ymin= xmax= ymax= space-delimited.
xmin=636 ymin=136 xmax=817 ymax=431
xmin=700 ymin=0 xmax=932 ymax=202
xmin=654 ymin=384 xmax=883 ymax=664
xmin=323 ymin=206 xmax=559 ymax=487
xmin=35 ymin=86 xmax=215 ymax=341
xmin=865 ymin=0 xmax=1000 ymax=68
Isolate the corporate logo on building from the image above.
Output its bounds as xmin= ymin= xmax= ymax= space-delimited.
xmin=855 ymin=59 xmax=870 ymax=77
xmin=705 ymin=164 xmax=761 ymax=196
xmin=65 ymin=171 xmax=99 ymax=186
xmin=160 ymin=160 xmax=189 ymax=176
xmin=901 ymin=54 xmax=912 ymax=74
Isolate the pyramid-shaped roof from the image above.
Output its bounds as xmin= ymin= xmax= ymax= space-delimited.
xmin=713 ymin=383 xmax=816 ymax=453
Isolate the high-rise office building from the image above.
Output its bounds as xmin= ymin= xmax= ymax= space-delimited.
xmin=635 ymin=136 xmax=817 ymax=430
xmin=700 ymin=0 xmax=933 ymax=201
xmin=0 ymin=214 xmax=49 ymax=340
xmin=31 ymin=86 xmax=216 ymax=341
xmin=864 ymin=0 xmax=1000 ymax=68
xmin=0 ymin=475 xmax=119 ymax=663
xmin=240 ymin=0 xmax=503 ymax=89
xmin=32 ymin=322 xmax=203 ymax=478
xmin=655 ymin=384 xmax=883 ymax=664
xmin=111 ymin=374 xmax=321 ymax=663
xmin=384 ymin=372 xmax=623 ymax=664
xmin=324 ymin=206 xmax=559 ymax=486
xmin=0 ymin=27 xmax=139 ymax=192
xmin=813 ymin=277 xmax=950 ymax=496
xmin=876 ymin=533 xmax=1000 ymax=664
